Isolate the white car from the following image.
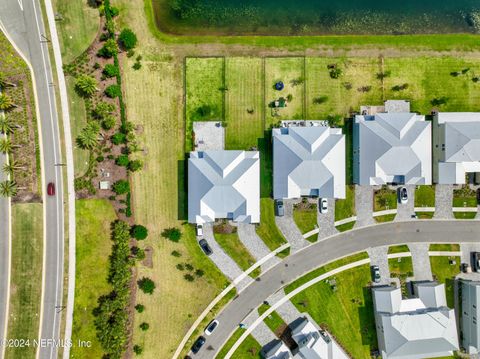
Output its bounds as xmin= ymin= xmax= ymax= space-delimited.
xmin=196 ymin=224 xmax=203 ymax=237
xmin=398 ymin=187 xmax=408 ymax=204
xmin=319 ymin=198 xmax=328 ymax=214
xmin=205 ymin=319 xmax=219 ymax=335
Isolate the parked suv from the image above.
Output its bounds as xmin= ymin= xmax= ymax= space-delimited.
xmin=199 ymin=239 xmax=213 ymax=256
xmin=473 ymin=252 xmax=480 ymax=272
xmin=371 ymin=265 xmax=381 ymax=283
xmin=191 ymin=336 xmax=206 ymax=354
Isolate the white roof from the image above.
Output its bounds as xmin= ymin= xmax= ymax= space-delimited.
xmin=436 ymin=113 xmax=480 ymax=184
xmin=273 ymin=126 xmax=345 ymax=199
xmin=355 ymin=113 xmax=431 ymax=185
xmin=373 ymin=283 xmax=459 ymax=359
xmin=188 ymin=150 xmax=260 ymax=224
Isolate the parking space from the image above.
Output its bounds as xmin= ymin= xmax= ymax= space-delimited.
xmin=407 ymin=243 xmax=432 ymax=281
xmin=316 ymin=198 xmax=338 ymax=239
xmin=395 ymin=185 xmax=416 ymax=221
xmin=367 ymin=246 xmax=391 ymax=285
xmin=434 ymin=184 xmax=454 ymax=219
xmin=275 ymin=199 xmax=310 ymax=252
xmin=354 ymin=185 xmax=376 ymax=227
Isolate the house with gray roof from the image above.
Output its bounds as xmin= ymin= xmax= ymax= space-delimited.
xmin=458 ymin=279 xmax=480 ymax=354
xmin=188 ymin=150 xmax=260 ymax=224
xmin=433 ymin=113 xmax=480 ymax=184
xmin=261 ymin=340 xmax=292 ymax=359
xmin=273 ymin=124 xmax=345 ymax=199
xmin=372 ymin=282 xmax=458 ymax=359
xmin=354 ymin=110 xmax=432 ymax=185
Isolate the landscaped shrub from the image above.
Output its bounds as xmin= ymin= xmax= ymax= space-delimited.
xmin=119 ymin=28 xmax=138 ymax=50
xmin=135 ymin=304 xmax=145 ymax=313
xmin=111 ymin=132 xmax=126 ymax=145
xmin=113 ymin=179 xmax=130 ymax=195
xmin=116 ymin=154 xmax=130 ymax=167
xmin=103 ymin=64 xmax=119 ymax=78
xmin=195 ymin=269 xmax=205 ymax=277
xmin=132 ymin=62 xmax=142 ymax=70
xmin=75 ymin=74 xmax=97 ymax=97
xmin=171 ymin=250 xmax=182 ymax=257
xmin=161 ymin=227 xmax=182 ymax=242
xmin=97 ymin=38 xmax=118 ymax=58
xmin=105 ymin=84 xmax=121 ymax=98
xmin=185 ymin=263 xmax=194 ymax=271
xmin=92 ymin=101 xmax=115 ymax=119
xmin=131 ymin=224 xmax=148 ymax=240
xmin=131 ymin=246 xmax=145 ymax=260
xmin=176 ymin=263 xmax=185 ymax=271
xmin=184 ymin=274 xmax=195 ymax=282
xmin=133 ymin=345 xmax=143 ymax=355
xmin=139 ymin=322 xmax=149 ymax=331
xmin=128 ymin=159 xmax=143 ymax=172
xmin=138 ymin=277 xmax=155 ymax=294
xmin=102 ymin=115 xmax=116 ymax=130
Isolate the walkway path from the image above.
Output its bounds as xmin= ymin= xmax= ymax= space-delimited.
xmin=243 ymin=311 xmax=277 ymax=346
xmin=203 ymin=224 xmax=253 ymax=291
xmin=265 ymin=290 xmax=303 ymax=324
xmin=275 ymin=200 xmax=309 ymax=252
xmin=354 ymin=185 xmax=375 ymax=227
xmin=434 ymin=185 xmax=454 ymax=219
xmin=237 ymin=223 xmax=280 ymax=272
xmin=367 ymin=246 xmax=390 ymax=285
xmin=408 ymin=243 xmax=433 ymax=281
xmin=316 ymin=198 xmax=338 ymax=239
xmin=395 ymin=185 xmax=415 ymax=221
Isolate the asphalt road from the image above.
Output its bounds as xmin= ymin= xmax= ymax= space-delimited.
xmin=194 ymin=220 xmax=480 ymax=358
xmin=0 ymin=1 xmax=65 ymax=359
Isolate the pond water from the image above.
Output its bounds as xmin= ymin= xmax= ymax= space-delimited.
xmin=153 ymin=0 xmax=480 ymax=35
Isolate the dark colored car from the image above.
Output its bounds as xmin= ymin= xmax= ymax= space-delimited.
xmin=477 ymin=188 xmax=480 ymax=205
xmin=275 ymin=200 xmax=284 ymax=217
xmin=473 ymin=252 xmax=480 ymax=272
xmin=191 ymin=336 xmax=206 ymax=354
xmin=199 ymin=239 xmax=213 ymax=256
xmin=47 ymin=182 xmax=55 ymax=196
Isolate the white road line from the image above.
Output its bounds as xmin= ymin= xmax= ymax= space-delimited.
xmin=17 ymin=0 xmax=23 ymax=11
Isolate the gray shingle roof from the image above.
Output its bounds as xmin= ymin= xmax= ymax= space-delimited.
xmin=273 ymin=126 xmax=345 ymax=199
xmin=188 ymin=150 xmax=260 ymax=224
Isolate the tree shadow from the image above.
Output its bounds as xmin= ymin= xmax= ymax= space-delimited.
xmin=177 ymin=157 xmax=187 ymax=220
xmin=258 ymin=130 xmax=273 ymax=198
xmin=358 ymin=286 xmax=378 ymax=350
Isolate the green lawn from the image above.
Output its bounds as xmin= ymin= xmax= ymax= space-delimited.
xmin=214 ymin=232 xmax=261 ymax=277
xmin=291 ymin=265 xmax=377 ymax=358
xmin=256 ymin=198 xmax=287 ymax=252
xmin=335 ymin=185 xmax=355 ymax=221
xmin=216 ymin=328 xmax=261 ymax=359
xmin=454 ymin=211 xmax=477 ymax=219
xmin=430 ymin=256 xmax=460 ymax=307
xmin=265 ymin=57 xmax=304 ymax=125
xmin=336 ymin=221 xmax=355 ymax=232
xmin=6 ymin=204 xmax=43 ymax=359
xmin=415 ymin=185 xmax=435 ymax=207
xmin=416 ymin=212 xmax=434 ymax=219
xmin=429 ymin=244 xmax=460 ymax=251
xmin=292 ymin=203 xmax=317 ymax=234
xmin=258 ymin=304 xmax=286 ymax=336
xmin=374 ymin=188 xmax=397 ymax=211
xmin=71 ymin=199 xmax=117 ymax=358
xmin=388 ymin=245 xmax=409 ymax=254
xmin=388 ymin=256 xmax=413 ymax=296
xmin=225 ymin=58 xmax=264 ymax=150
xmin=374 ymin=214 xmax=396 ymax=223
xmin=453 ymin=187 xmax=477 ymax=207
xmin=285 ymin=252 xmax=369 ymax=293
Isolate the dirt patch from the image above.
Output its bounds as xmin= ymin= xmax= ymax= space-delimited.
xmin=142 ymin=246 xmax=154 ymax=268
xmin=213 ymin=222 xmax=237 ymax=234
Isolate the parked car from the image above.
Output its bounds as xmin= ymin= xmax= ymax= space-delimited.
xmin=199 ymin=239 xmax=213 ymax=256
xmin=191 ymin=336 xmax=206 ymax=354
xmin=473 ymin=252 xmax=480 ymax=272
xmin=196 ymin=224 xmax=203 ymax=237
xmin=205 ymin=319 xmax=219 ymax=335
xmin=371 ymin=265 xmax=381 ymax=283
xmin=319 ymin=198 xmax=328 ymax=214
xmin=398 ymin=187 xmax=408 ymax=204
xmin=275 ymin=200 xmax=284 ymax=217
xmin=47 ymin=182 xmax=55 ymax=196
xmin=477 ymin=188 xmax=480 ymax=205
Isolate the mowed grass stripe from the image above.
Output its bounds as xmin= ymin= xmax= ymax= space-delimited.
xmin=225 ymin=57 xmax=264 ymax=150
xmin=6 ymin=203 xmax=43 ymax=359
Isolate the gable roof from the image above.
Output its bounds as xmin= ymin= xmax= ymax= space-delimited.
xmin=273 ymin=126 xmax=345 ymax=199
xmin=355 ymin=113 xmax=431 ymax=185
xmin=373 ymin=283 xmax=458 ymax=359
xmin=188 ymin=150 xmax=260 ymax=224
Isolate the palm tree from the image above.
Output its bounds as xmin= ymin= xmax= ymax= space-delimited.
xmin=77 ymin=128 xmax=98 ymax=149
xmin=0 ymin=94 xmax=16 ymax=111
xmin=0 ymin=117 xmax=14 ymax=135
xmin=75 ymin=74 xmax=98 ymax=98
xmin=0 ymin=180 xmax=17 ymax=197
xmin=0 ymin=138 xmax=12 ymax=154
xmin=0 ymin=73 xmax=15 ymax=88
xmin=2 ymin=159 xmax=25 ymax=176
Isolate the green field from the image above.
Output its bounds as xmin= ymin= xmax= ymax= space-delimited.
xmin=454 ymin=211 xmax=477 ymax=219
xmin=430 ymin=256 xmax=460 ymax=307
xmin=335 ymin=185 xmax=355 ymax=221
xmin=336 ymin=221 xmax=355 ymax=232
xmin=225 ymin=58 xmax=264 ymax=149
xmin=71 ymin=199 xmax=117 ymax=358
xmin=265 ymin=57 xmax=304 ymax=125
xmin=374 ymin=188 xmax=397 ymax=211
xmin=416 ymin=211 xmax=434 ymax=219
xmin=256 ymin=198 xmax=287 ymax=252
xmin=293 ymin=204 xmax=317 ymax=234
xmin=414 ymin=185 xmax=435 ymax=207
xmin=6 ymin=204 xmax=43 ymax=359
xmin=453 ymin=187 xmax=477 ymax=208
xmin=291 ymin=265 xmax=377 ymax=358
xmin=216 ymin=328 xmax=261 ymax=359
xmin=214 ymin=232 xmax=261 ymax=277
xmin=258 ymin=304 xmax=286 ymax=336
xmin=429 ymin=244 xmax=460 ymax=251
xmin=388 ymin=245 xmax=410 ymax=254
xmin=374 ymin=214 xmax=396 ymax=223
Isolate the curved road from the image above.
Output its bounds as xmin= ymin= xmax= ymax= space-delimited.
xmin=195 ymin=220 xmax=480 ymax=358
xmin=0 ymin=1 xmax=65 ymax=359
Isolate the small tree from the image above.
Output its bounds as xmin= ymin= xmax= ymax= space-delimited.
xmin=103 ymin=64 xmax=119 ymax=78
xmin=0 ymin=94 xmax=15 ymax=111
xmin=135 ymin=304 xmax=145 ymax=313
xmin=97 ymin=38 xmax=118 ymax=58
xmin=91 ymin=101 xmax=115 ymax=119
xmin=102 ymin=115 xmax=116 ymax=130
xmin=113 ymin=179 xmax=130 ymax=195
xmin=185 ymin=263 xmax=194 ymax=271
xmin=329 ymin=68 xmax=343 ymax=79
xmin=105 ymin=84 xmax=121 ymax=98
xmin=131 ymin=224 xmax=148 ymax=240
xmin=0 ymin=180 xmax=17 ymax=197
xmin=161 ymin=227 xmax=182 ymax=242
xmin=75 ymin=74 xmax=97 ymax=97
xmin=195 ymin=269 xmax=205 ymax=277
xmin=116 ymin=154 xmax=130 ymax=167
xmin=128 ymin=159 xmax=143 ymax=172
xmin=184 ymin=274 xmax=195 ymax=282
xmin=133 ymin=345 xmax=143 ymax=355
xmin=326 ymin=114 xmax=342 ymax=127
xmin=111 ymin=132 xmax=127 ymax=145
xmin=138 ymin=277 xmax=155 ymax=294
xmin=131 ymin=246 xmax=146 ymax=260
xmin=119 ymin=28 xmax=138 ymax=50
xmin=139 ymin=322 xmax=149 ymax=331
xmin=171 ymin=250 xmax=181 ymax=257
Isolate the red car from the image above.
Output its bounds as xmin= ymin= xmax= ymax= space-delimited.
xmin=47 ymin=182 xmax=55 ymax=196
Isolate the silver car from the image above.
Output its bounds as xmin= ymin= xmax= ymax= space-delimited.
xmin=398 ymin=187 xmax=408 ymax=204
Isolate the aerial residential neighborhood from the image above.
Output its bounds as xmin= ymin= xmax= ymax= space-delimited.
xmin=4 ymin=1 xmax=480 ymax=359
